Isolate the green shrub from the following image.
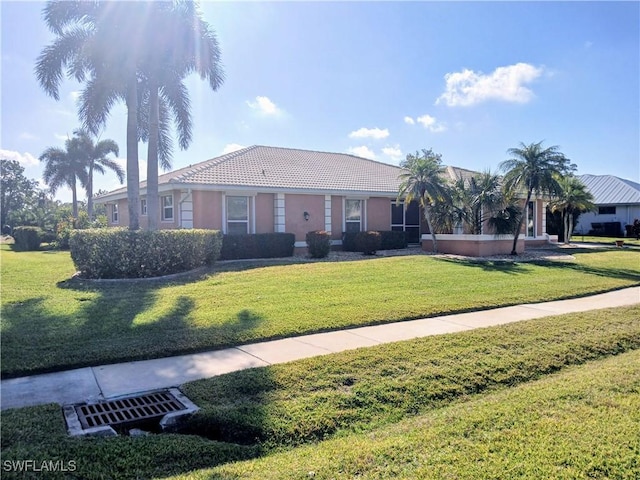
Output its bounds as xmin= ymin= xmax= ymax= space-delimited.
xmin=69 ymin=228 xmax=222 ymax=279
xmin=306 ymin=230 xmax=331 ymax=258
xmin=12 ymin=226 xmax=43 ymax=251
xmin=220 ymin=233 xmax=295 ymax=260
xmin=354 ymin=231 xmax=382 ymax=255
xmin=379 ymin=230 xmax=407 ymax=249
xmin=343 ymin=231 xmax=407 ymax=252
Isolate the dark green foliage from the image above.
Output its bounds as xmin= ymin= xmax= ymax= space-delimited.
xmin=344 ymin=231 xmax=407 ymax=252
xmin=11 ymin=226 xmax=43 ymax=251
xmin=306 ymin=230 xmax=331 ymax=258
xmin=354 ymin=231 xmax=382 ymax=255
xmin=379 ymin=230 xmax=408 ymax=249
xmin=69 ymin=228 xmax=222 ymax=278
xmin=220 ymin=233 xmax=295 ymax=260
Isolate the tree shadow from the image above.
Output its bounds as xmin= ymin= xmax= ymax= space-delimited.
xmin=433 ymin=257 xmax=529 ymax=274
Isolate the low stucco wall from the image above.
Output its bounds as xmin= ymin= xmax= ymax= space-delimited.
xmin=422 ymin=234 xmax=525 ymax=256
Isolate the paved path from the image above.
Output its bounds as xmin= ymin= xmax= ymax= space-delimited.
xmin=2 ymin=287 xmax=638 ymax=410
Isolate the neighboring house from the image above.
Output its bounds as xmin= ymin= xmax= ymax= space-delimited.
xmin=574 ymin=174 xmax=640 ymax=237
xmin=95 ymin=145 xmax=551 ymax=250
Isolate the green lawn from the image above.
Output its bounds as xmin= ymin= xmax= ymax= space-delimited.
xmin=571 ymin=234 xmax=640 ymax=247
xmin=1 ymin=306 xmax=638 ymax=479
xmin=1 ymin=244 xmax=639 ymax=377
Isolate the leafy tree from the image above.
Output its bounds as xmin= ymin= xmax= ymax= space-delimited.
xmin=398 ymin=149 xmax=450 ymax=253
xmin=0 ymin=159 xmax=40 ymax=229
xmin=71 ymin=130 xmax=123 ymax=219
xmin=39 ymin=136 xmax=88 ymax=220
xmin=138 ymin=1 xmax=223 ymax=231
xmin=548 ymin=175 xmax=595 ymax=244
xmin=499 ymin=141 xmax=575 ymax=254
xmin=36 ymin=1 xmax=224 ymax=232
xmin=36 ymin=1 xmax=146 ymax=229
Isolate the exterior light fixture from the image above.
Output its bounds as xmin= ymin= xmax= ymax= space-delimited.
xmin=303 ymin=211 xmax=310 ymax=221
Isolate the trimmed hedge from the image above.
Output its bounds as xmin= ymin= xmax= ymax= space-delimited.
xmin=306 ymin=230 xmax=331 ymax=258
xmin=220 ymin=233 xmax=295 ymax=260
xmin=343 ymin=230 xmax=407 ymax=252
xmin=12 ymin=226 xmax=43 ymax=251
xmin=354 ymin=231 xmax=382 ymax=255
xmin=69 ymin=228 xmax=222 ymax=279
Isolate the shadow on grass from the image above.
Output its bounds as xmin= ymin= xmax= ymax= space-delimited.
xmin=0 ymin=278 xmax=266 ymax=378
xmin=434 ymin=257 xmax=529 ymax=274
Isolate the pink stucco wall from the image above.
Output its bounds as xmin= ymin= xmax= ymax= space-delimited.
xmin=367 ymin=197 xmax=391 ymax=231
xmin=285 ymin=194 xmax=325 ymax=241
xmin=192 ymin=191 xmax=222 ymax=230
xmin=331 ymin=196 xmax=343 ymax=239
xmin=423 ymin=234 xmax=525 ymax=256
xmin=255 ymin=193 xmax=275 ymax=233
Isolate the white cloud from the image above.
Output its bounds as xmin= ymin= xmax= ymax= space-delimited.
xmin=417 ymin=114 xmax=447 ymax=133
xmin=246 ymin=96 xmax=282 ymax=116
xmin=221 ymin=143 xmax=245 ymax=155
xmin=404 ymin=116 xmax=415 ymax=125
xmin=0 ymin=149 xmax=39 ymax=166
xmin=70 ymin=91 xmax=82 ymax=101
xmin=348 ymin=127 xmax=390 ymax=140
xmin=54 ymin=133 xmax=70 ymax=141
xmin=19 ymin=132 xmax=38 ymax=141
xmin=347 ymin=146 xmax=376 ymax=160
xmin=436 ymin=63 xmax=544 ymax=107
xmin=382 ymin=145 xmax=403 ymax=162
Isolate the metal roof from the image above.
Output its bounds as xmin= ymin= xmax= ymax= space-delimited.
xmin=578 ymin=174 xmax=640 ymax=205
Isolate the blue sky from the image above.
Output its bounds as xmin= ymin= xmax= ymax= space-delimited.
xmin=2 ymin=1 xmax=639 ymax=203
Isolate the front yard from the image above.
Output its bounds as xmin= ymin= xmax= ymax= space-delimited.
xmin=2 ymin=306 xmax=639 ymax=479
xmin=1 ymin=244 xmax=639 ymax=377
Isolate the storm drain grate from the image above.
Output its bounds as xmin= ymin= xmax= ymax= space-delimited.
xmin=75 ymin=390 xmax=187 ymax=429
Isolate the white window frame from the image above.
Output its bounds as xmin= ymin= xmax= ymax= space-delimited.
xmin=226 ymin=196 xmax=250 ymax=235
xmin=344 ymin=199 xmax=363 ymax=233
xmin=111 ymin=203 xmax=119 ymax=224
xmin=161 ymin=195 xmax=174 ymax=222
xmin=140 ymin=198 xmax=147 ymax=216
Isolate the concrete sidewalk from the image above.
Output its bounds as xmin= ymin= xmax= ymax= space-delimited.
xmin=2 ymin=287 xmax=638 ymax=410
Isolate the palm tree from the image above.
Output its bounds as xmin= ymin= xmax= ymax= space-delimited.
xmin=548 ymin=175 xmax=595 ymax=244
xmin=398 ymin=149 xmax=450 ymax=253
xmin=138 ymin=1 xmax=223 ymax=230
xmin=499 ymin=141 xmax=575 ymax=254
xmin=39 ymin=138 xmax=88 ymax=221
xmin=71 ymin=130 xmax=123 ymax=220
xmin=36 ymin=1 xmax=153 ymax=230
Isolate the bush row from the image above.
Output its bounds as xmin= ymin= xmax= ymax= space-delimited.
xmin=69 ymin=228 xmax=222 ymax=279
xmin=306 ymin=231 xmax=331 ymax=258
xmin=11 ymin=226 xmax=43 ymax=251
xmin=220 ymin=233 xmax=295 ymax=260
xmin=342 ymin=230 xmax=407 ymax=253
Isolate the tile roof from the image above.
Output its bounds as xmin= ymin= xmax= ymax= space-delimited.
xmin=578 ymin=174 xmax=640 ymax=205
xmin=99 ymin=145 xmax=407 ymax=198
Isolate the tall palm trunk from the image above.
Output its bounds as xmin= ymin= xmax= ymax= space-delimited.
xmin=566 ymin=210 xmax=575 ymax=244
xmin=424 ymin=204 xmax=438 ymax=253
xmin=510 ymin=189 xmax=532 ymax=255
xmin=125 ymin=76 xmax=140 ymax=231
xmin=87 ymin=164 xmax=94 ymax=220
xmin=146 ymin=80 xmax=160 ymax=231
xmin=71 ymin=176 xmax=78 ymax=226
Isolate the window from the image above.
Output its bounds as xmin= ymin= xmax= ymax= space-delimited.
xmin=345 ymin=199 xmax=362 ymax=233
xmin=598 ymin=206 xmax=616 ymax=215
xmin=390 ymin=200 xmax=420 ymax=243
xmin=161 ymin=195 xmax=174 ymax=221
xmin=141 ymin=198 xmax=147 ymax=216
xmin=226 ymin=196 xmax=249 ymax=235
xmin=527 ymin=201 xmax=535 ymax=237
xmin=111 ymin=204 xmax=119 ymax=223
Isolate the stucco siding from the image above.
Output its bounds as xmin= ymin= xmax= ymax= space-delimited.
xmin=192 ymin=191 xmax=223 ymax=230
xmin=285 ymin=194 xmax=325 ymax=241
xmin=255 ymin=193 xmax=275 ymax=233
xmin=367 ymin=197 xmax=392 ymax=231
